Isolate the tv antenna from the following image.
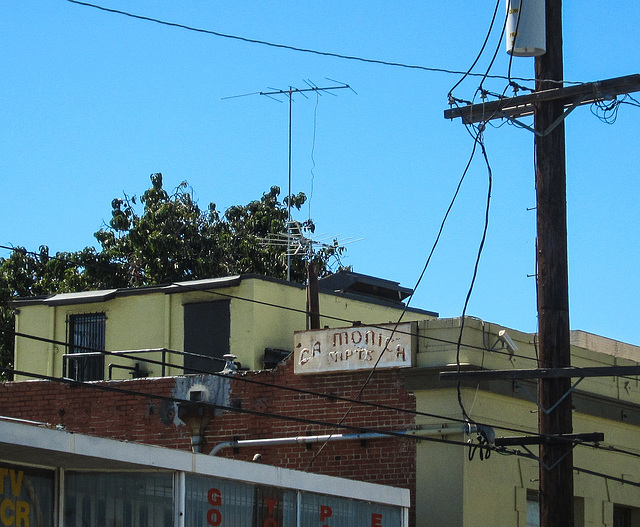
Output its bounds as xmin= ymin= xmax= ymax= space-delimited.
xmin=258 ymin=223 xmax=362 ymax=261
xmin=258 ymin=224 xmax=362 ymax=329
xmin=223 ymin=79 xmax=355 ymax=280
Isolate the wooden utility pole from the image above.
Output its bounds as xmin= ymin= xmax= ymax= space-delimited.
xmin=534 ymin=1 xmax=574 ymax=525
xmin=443 ymin=3 xmax=640 ymax=524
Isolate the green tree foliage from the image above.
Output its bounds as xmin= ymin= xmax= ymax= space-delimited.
xmin=94 ymin=174 xmax=227 ymax=287
xmin=0 ymin=173 xmax=346 ymax=378
xmin=0 ymin=245 xmax=103 ymax=379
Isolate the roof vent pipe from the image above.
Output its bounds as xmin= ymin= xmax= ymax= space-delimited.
xmin=506 ymin=0 xmax=546 ymax=57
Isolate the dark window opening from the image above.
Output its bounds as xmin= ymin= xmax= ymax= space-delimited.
xmin=614 ymin=506 xmax=635 ymax=527
xmin=184 ymin=301 xmax=230 ymax=374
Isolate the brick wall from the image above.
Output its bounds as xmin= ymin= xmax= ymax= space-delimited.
xmin=0 ymin=357 xmax=417 ymax=525
xmin=0 ymin=377 xmax=193 ymax=449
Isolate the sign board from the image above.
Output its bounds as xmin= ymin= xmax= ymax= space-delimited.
xmin=294 ymin=323 xmax=413 ymax=374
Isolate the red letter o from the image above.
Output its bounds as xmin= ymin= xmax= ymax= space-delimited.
xmin=207 ymin=508 xmax=222 ymax=526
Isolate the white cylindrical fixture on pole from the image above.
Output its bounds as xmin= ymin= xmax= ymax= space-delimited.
xmin=506 ymin=0 xmax=546 ymax=57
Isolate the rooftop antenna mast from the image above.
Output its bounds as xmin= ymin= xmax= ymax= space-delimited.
xmin=257 ymin=226 xmax=362 ymax=329
xmin=257 ymin=80 xmax=354 ymax=280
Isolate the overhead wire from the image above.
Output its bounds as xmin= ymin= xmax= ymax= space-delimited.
xmin=0 ymin=243 xmax=544 ymax=366
xmin=8 ymin=0 xmax=640 ymax=457
xmin=7 ymin=244 xmax=640 ymax=383
xmin=307 ymin=86 xmax=504 ymax=466
xmin=623 ymin=94 xmax=640 ymax=107
xmin=0 ymin=365 xmax=496 ymax=456
xmin=3 ymin=282 xmax=639 ymax=465
xmin=65 ymin=0 xmax=578 ymax=87
xmin=455 ymin=124 xmax=493 ymax=427
xmin=1 ymin=0 xmax=636 ymax=490
xmin=5 ymin=243 xmax=639 ymax=481
xmin=482 ymin=12 xmax=511 ymax=98
xmin=10 ymin=320 xmax=640 ymax=458
xmin=0 ymin=325 xmax=550 ymax=439
xmin=447 ymin=0 xmax=503 ymax=98
xmin=590 ymin=96 xmax=625 ymax=124
xmin=446 ymin=0 xmax=503 ymax=427
xmin=442 ymin=0 xmax=640 ymax=459
xmin=8 ymin=361 xmax=636 ymax=490
xmin=10 ymin=325 xmax=640 ymax=472
xmin=3 ymin=365 xmax=637 ymax=491
xmin=505 ymin=0 xmax=523 ymax=86
xmin=493 ymin=446 xmax=640 ymax=490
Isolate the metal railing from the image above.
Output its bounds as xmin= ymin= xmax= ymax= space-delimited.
xmin=62 ymin=348 xmax=170 ymax=381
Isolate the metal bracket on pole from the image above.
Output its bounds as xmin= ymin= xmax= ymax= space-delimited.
xmin=498 ymin=94 xmax=587 ymax=137
xmin=520 ymin=444 xmax=572 ymax=472
xmin=514 ymin=377 xmax=584 ymax=415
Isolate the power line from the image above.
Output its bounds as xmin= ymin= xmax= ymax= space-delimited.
xmin=11 ymin=326 xmax=636 ymax=468
xmin=10 ymin=243 xmax=640 ymax=387
xmin=0 ymin=243 xmax=542 ymax=365
xmin=6 ymin=248 xmax=639 ymax=439
xmin=573 ymin=466 xmax=640 ymax=490
xmin=309 ymin=114 xmax=508 ymax=464
xmin=455 ymin=125 xmax=493 ymax=424
xmin=168 ymin=279 xmax=542 ymax=365
xmin=0 ymin=326 xmax=541 ymax=438
xmin=495 ymin=447 xmax=640 ymax=490
xmin=15 ymin=241 xmax=640 ymax=383
xmin=3 ymin=365 xmax=636 ymax=491
xmin=448 ymin=0 xmax=503 ymax=97
xmin=15 ymin=324 xmax=632 ymax=461
xmin=0 ymin=365 xmax=489 ymax=453
xmin=4 ymin=330 xmax=638 ymax=467
xmin=587 ymin=443 xmax=640 ymax=461
xmin=66 ymin=0 xmax=569 ymax=86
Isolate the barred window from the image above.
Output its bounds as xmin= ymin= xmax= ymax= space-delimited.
xmin=68 ymin=313 xmax=106 ymax=381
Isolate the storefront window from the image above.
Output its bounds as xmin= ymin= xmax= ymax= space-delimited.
xmin=0 ymin=463 xmax=54 ymax=527
xmin=299 ymin=492 xmax=402 ymax=527
xmin=64 ymin=472 xmax=173 ymax=527
xmin=184 ymin=474 xmax=297 ymax=527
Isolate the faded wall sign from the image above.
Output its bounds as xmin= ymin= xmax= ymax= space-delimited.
xmin=294 ymin=323 xmax=413 ymax=374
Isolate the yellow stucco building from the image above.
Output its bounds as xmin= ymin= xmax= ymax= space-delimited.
xmin=406 ymin=317 xmax=640 ymax=527
xmin=8 ymin=272 xmax=640 ymax=526
xmin=12 ymin=271 xmax=436 ymax=381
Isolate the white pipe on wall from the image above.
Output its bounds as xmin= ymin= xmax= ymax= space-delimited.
xmin=209 ymin=424 xmax=476 ymax=456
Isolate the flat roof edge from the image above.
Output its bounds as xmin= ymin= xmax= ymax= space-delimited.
xmin=0 ymin=420 xmax=409 ymax=507
xmin=10 ymin=274 xmax=436 ymax=316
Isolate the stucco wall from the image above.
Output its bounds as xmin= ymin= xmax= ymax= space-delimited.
xmin=13 ymin=277 xmax=434 ymax=380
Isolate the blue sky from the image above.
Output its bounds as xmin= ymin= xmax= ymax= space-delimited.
xmin=2 ymin=1 xmax=639 ymax=345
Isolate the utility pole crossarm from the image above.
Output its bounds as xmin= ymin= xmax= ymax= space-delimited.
xmin=494 ymin=432 xmax=604 ymax=448
xmin=444 ymin=73 xmax=640 ymax=124
xmin=440 ymin=365 xmax=640 ymax=382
